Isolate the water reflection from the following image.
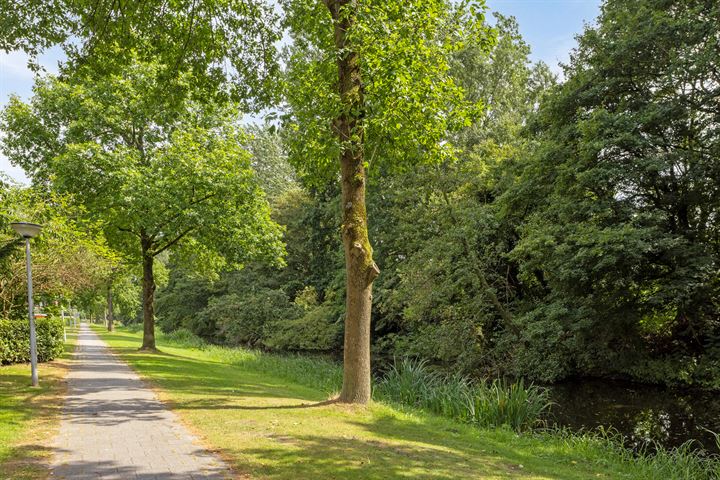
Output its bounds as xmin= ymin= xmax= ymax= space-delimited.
xmin=546 ymin=379 xmax=720 ymax=453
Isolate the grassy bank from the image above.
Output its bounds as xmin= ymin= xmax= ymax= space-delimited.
xmin=0 ymin=327 xmax=77 ymax=480
xmin=92 ymin=325 xmax=718 ymax=479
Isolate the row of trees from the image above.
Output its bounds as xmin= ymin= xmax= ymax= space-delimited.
xmin=0 ymin=179 xmax=137 ymax=323
xmin=157 ymin=0 xmax=720 ymax=388
xmin=2 ymin=0 xmax=719 ymax=397
xmin=2 ymin=0 xmax=499 ymax=403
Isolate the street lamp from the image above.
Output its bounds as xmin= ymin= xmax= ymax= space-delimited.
xmin=11 ymin=222 xmax=42 ymax=387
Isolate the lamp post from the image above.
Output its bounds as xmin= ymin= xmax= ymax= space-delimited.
xmin=11 ymin=222 xmax=42 ymax=387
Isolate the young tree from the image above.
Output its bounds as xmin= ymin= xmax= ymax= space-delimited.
xmin=281 ymin=0 xmax=495 ymax=403
xmin=1 ymin=59 xmax=285 ymax=350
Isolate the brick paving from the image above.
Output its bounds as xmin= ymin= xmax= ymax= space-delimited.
xmin=51 ymin=323 xmax=231 ymax=480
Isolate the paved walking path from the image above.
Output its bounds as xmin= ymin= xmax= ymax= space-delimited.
xmin=51 ymin=324 xmax=230 ymax=479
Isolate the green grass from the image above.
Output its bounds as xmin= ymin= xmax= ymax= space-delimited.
xmin=375 ymin=357 xmax=552 ymax=431
xmin=93 ymin=325 xmax=720 ymax=479
xmin=0 ymin=327 xmax=77 ymax=480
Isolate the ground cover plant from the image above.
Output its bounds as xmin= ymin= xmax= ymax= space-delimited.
xmin=95 ymin=325 xmax=720 ymax=479
xmin=0 ymin=327 xmax=76 ymax=479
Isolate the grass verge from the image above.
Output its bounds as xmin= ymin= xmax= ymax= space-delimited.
xmin=93 ymin=325 xmax=719 ymax=479
xmin=0 ymin=327 xmax=77 ymax=480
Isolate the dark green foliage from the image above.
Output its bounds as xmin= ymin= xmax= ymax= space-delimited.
xmin=366 ymin=14 xmax=549 ymax=375
xmin=157 ymin=269 xmax=344 ymax=351
xmin=207 ymin=289 xmax=300 ymax=347
xmin=159 ymin=328 xmax=207 ymax=349
xmin=155 ymin=132 xmax=345 ymax=352
xmin=264 ymin=304 xmax=342 ymax=351
xmin=497 ymin=0 xmax=720 ymax=382
xmin=156 ymin=273 xmax=214 ymax=337
xmin=0 ymin=317 xmax=64 ymax=364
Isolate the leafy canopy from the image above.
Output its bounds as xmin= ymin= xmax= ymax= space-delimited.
xmin=1 ymin=58 xmax=285 ymax=271
xmin=281 ymin=0 xmax=495 ymax=184
xmin=0 ymin=0 xmax=281 ymax=109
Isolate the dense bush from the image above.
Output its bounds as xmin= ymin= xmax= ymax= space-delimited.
xmin=156 ymin=274 xmax=213 ymax=337
xmin=261 ymin=287 xmax=341 ymax=351
xmin=158 ymin=328 xmax=207 ymax=349
xmin=207 ymin=289 xmax=302 ymax=346
xmin=263 ymin=304 xmax=342 ymax=351
xmin=0 ymin=316 xmax=65 ymax=364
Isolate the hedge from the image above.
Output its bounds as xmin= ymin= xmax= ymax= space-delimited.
xmin=0 ymin=317 xmax=65 ymax=364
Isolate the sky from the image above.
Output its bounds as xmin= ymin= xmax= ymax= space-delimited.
xmin=0 ymin=0 xmax=602 ymax=185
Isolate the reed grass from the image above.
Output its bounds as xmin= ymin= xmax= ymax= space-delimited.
xmin=374 ymin=357 xmax=552 ymax=431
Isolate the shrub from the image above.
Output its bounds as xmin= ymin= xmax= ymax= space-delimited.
xmin=205 ymin=289 xmax=302 ymax=347
xmin=158 ymin=328 xmax=206 ymax=349
xmin=263 ymin=305 xmax=342 ymax=351
xmin=374 ymin=357 xmax=552 ymax=432
xmin=0 ymin=316 xmax=64 ymax=364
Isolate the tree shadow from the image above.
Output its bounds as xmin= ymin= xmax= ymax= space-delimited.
xmin=349 ymin=413 xmax=604 ymax=480
xmin=235 ymin=429 xmax=528 ymax=480
xmin=50 ymin=446 xmax=229 ymax=480
xmin=173 ymin=398 xmax=338 ymax=411
xmin=0 ymin=443 xmax=60 ymax=480
xmin=225 ymin=411 xmax=609 ymax=480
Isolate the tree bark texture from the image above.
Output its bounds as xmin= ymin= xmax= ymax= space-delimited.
xmin=107 ymin=284 xmax=114 ymax=332
xmin=326 ymin=0 xmax=380 ymax=404
xmin=140 ymin=238 xmax=156 ymax=350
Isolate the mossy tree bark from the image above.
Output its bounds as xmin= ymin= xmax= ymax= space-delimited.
xmin=326 ymin=0 xmax=380 ymax=405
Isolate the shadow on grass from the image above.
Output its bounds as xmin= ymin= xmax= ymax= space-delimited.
xmin=0 ymin=444 xmax=59 ymax=480
xmin=171 ymin=398 xmax=338 ymax=411
xmin=230 ymin=412 xmax=601 ymax=480
xmin=91 ymin=327 xmax=618 ymax=480
xmin=239 ymin=434 xmax=489 ymax=480
xmin=0 ymin=353 xmax=72 ymax=479
xmin=99 ymin=334 xmax=330 ymax=405
xmin=0 ymin=366 xmax=69 ymax=432
xmin=351 ymin=414 xmax=601 ymax=480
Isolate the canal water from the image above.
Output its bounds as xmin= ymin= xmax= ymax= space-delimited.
xmin=546 ymin=379 xmax=720 ymax=453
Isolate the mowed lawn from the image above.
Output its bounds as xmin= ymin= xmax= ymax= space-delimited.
xmin=93 ymin=326 xmax=658 ymax=480
xmin=0 ymin=328 xmax=77 ymax=480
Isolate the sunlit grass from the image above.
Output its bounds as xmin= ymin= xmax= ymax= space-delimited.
xmin=0 ymin=327 xmax=77 ymax=480
xmin=95 ymin=324 xmax=720 ymax=479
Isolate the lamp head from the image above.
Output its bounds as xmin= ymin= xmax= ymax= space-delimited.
xmin=10 ymin=222 xmax=42 ymax=239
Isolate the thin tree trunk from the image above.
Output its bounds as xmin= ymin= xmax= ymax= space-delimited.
xmin=107 ymin=284 xmax=114 ymax=332
xmin=327 ymin=0 xmax=380 ymax=404
xmin=140 ymin=239 xmax=156 ymax=350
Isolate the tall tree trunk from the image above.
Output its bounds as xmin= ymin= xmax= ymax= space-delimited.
xmin=327 ymin=0 xmax=380 ymax=404
xmin=140 ymin=239 xmax=156 ymax=350
xmin=107 ymin=284 xmax=114 ymax=332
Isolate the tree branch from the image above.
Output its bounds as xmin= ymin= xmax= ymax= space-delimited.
xmin=152 ymin=226 xmax=195 ymax=256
